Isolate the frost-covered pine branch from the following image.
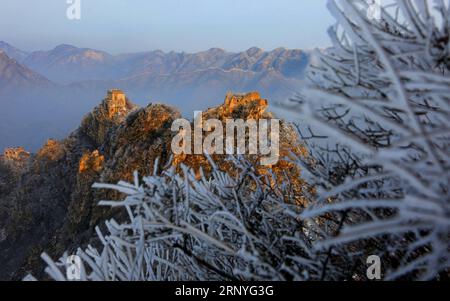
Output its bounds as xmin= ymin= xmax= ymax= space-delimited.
xmin=30 ymin=156 xmax=319 ymax=281
xmin=281 ymin=0 xmax=450 ymax=280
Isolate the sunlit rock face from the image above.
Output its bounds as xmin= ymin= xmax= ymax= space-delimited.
xmin=78 ymin=150 xmax=104 ymax=174
xmin=206 ymin=91 xmax=269 ymax=120
xmin=100 ymin=103 xmax=181 ymax=183
xmin=0 ymin=89 xmax=310 ymax=280
xmin=36 ymin=139 xmax=66 ymax=162
xmin=1 ymin=147 xmax=31 ymax=171
xmin=174 ymin=91 xmax=311 ymax=204
xmin=0 ymin=147 xmax=31 ymax=196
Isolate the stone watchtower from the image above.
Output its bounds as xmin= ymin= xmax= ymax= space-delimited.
xmin=107 ymin=89 xmax=126 ymax=105
xmin=106 ymin=89 xmax=127 ymax=118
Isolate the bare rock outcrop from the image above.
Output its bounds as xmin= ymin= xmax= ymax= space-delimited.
xmin=1 ymin=147 xmax=31 ymax=173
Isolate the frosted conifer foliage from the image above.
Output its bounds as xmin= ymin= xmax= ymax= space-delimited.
xmin=284 ymin=0 xmax=450 ymax=280
xmin=32 ymin=157 xmax=316 ymax=281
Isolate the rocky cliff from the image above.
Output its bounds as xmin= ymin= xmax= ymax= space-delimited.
xmin=0 ymin=90 xmax=308 ymax=280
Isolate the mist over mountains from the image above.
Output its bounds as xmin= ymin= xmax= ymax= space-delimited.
xmin=0 ymin=41 xmax=310 ymax=151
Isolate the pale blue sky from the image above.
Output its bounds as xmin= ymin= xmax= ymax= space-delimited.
xmin=0 ymin=0 xmax=333 ymax=54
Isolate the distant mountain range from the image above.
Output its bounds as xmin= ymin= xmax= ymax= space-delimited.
xmin=3 ymin=42 xmax=309 ymax=83
xmin=0 ymin=50 xmax=53 ymax=92
xmin=0 ymin=41 xmax=310 ymax=151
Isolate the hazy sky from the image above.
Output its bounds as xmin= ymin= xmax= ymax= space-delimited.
xmin=0 ymin=0 xmax=334 ymax=54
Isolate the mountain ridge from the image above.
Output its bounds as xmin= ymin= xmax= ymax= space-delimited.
xmin=0 ymin=41 xmax=310 ymax=83
xmin=0 ymin=90 xmax=307 ymax=280
xmin=0 ymin=41 xmax=310 ymax=151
